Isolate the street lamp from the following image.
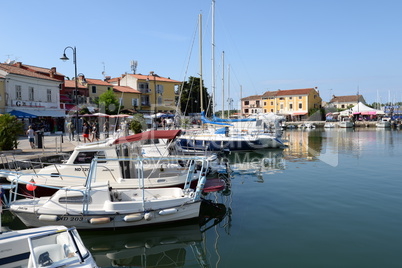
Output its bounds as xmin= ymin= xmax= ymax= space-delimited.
xmin=60 ymin=46 xmax=80 ymax=141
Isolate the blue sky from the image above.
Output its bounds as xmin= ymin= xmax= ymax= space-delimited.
xmin=2 ymin=0 xmax=402 ymax=111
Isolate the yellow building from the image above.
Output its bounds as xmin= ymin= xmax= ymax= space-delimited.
xmin=108 ymin=72 xmax=181 ymax=115
xmin=84 ymin=78 xmax=113 ymax=104
xmin=262 ymin=88 xmax=322 ymax=120
xmin=113 ymin=86 xmax=141 ymax=112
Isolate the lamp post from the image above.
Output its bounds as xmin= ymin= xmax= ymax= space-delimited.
xmin=60 ymin=46 xmax=80 ymax=141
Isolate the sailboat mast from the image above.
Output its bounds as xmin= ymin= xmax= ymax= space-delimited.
xmin=227 ymin=64 xmax=230 ymax=118
xmin=199 ymin=13 xmax=204 ymax=112
xmin=222 ymin=51 xmax=225 ymax=118
xmin=211 ymin=0 xmax=216 ymax=115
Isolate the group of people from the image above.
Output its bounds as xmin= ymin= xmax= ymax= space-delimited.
xmin=66 ymin=120 xmax=109 ymax=143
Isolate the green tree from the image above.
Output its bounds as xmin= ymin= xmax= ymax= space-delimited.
xmin=96 ymin=89 xmax=121 ymax=115
xmin=0 ymin=114 xmax=24 ymax=150
xmin=130 ymin=114 xmax=146 ymax=134
xmin=179 ymin=76 xmax=212 ymax=116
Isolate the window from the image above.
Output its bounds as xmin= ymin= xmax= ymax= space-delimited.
xmin=29 ymin=87 xmax=34 ymax=101
xmin=270 ymin=101 xmax=273 ymax=105
xmin=47 ymin=89 xmax=52 ymax=102
xmin=158 ymin=96 xmax=162 ymax=105
xmin=264 ymin=109 xmax=267 ymax=113
xmin=299 ymin=103 xmax=303 ymax=109
xmin=264 ymin=102 xmax=267 ymax=106
xmin=270 ymin=109 xmax=274 ymax=112
xmin=279 ymin=97 xmax=284 ymax=100
xmin=289 ymin=97 xmax=292 ymax=100
xmin=256 ymin=101 xmax=260 ymax=107
xmin=141 ymin=95 xmax=150 ymax=106
xmin=16 ymin=85 xmax=22 ymax=100
xmin=245 ymin=109 xmax=249 ymax=113
xmin=280 ymin=104 xmax=284 ymax=109
xmin=92 ymin=86 xmax=97 ymax=94
xmin=244 ymin=101 xmax=249 ymax=105
xmin=73 ymin=151 xmax=106 ymax=164
xmin=289 ymin=103 xmax=293 ymax=110
xmin=299 ymin=96 xmax=302 ymax=99
xmin=174 ymin=85 xmax=179 ymax=95
xmin=132 ymin=98 xmax=138 ymax=106
xmin=156 ymin=84 xmax=164 ymax=94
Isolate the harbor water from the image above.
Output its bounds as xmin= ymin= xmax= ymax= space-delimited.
xmin=4 ymin=128 xmax=402 ymax=267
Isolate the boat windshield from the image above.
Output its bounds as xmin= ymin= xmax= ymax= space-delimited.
xmin=28 ymin=227 xmax=89 ymax=268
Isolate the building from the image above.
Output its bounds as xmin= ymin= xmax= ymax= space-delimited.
xmin=0 ymin=62 xmax=66 ymax=131
xmin=108 ymin=72 xmax=181 ymax=116
xmin=329 ymin=95 xmax=366 ymax=109
xmin=262 ymin=88 xmax=322 ymax=120
xmin=240 ymin=95 xmax=262 ymax=116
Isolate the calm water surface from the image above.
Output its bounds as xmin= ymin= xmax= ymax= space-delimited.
xmin=5 ymin=128 xmax=402 ymax=267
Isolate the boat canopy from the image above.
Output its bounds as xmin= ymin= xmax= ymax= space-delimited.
xmin=113 ymin=130 xmax=182 ymax=145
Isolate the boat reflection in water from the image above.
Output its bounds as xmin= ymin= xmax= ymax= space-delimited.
xmin=228 ymin=149 xmax=286 ymax=180
xmin=80 ymin=200 xmax=228 ymax=267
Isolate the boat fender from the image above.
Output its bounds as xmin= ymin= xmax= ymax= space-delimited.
xmin=38 ymin=214 xmax=59 ymax=221
xmin=159 ymin=208 xmax=178 ymax=216
xmin=123 ymin=213 xmax=144 ymax=222
xmin=89 ymin=217 xmax=111 ymax=224
xmin=144 ymin=212 xmax=153 ymax=221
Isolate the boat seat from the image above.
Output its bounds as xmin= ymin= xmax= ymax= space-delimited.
xmin=34 ymin=244 xmax=65 ymax=267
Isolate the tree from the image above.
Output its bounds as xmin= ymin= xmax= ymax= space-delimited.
xmin=96 ymin=89 xmax=121 ymax=115
xmin=179 ymin=76 xmax=212 ymax=116
xmin=0 ymin=114 xmax=24 ymax=150
xmin=130 ymin=114 xmax=146 ymax=134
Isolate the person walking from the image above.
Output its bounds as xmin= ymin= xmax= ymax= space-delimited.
xmin=67 ymin=121 xmax=75 ymax=141
xmin=103 ymin=120 xmax=109 ymax=139
xmin=26 ymin=125 xmax=35 ymax=149
xmin=92 ymin=122 xmax=99 ymax=142
xmin=82 ymin=122 xmax=91 ymax=143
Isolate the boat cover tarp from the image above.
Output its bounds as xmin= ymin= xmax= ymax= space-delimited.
xmin=201 ymin=111 xmax=232 ymax=126
xmin=212 ymin=115 xmax=256 ymax=122
xmin=113 ymin=130 xmax=182 ymax=144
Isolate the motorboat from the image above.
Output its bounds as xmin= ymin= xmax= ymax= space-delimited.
xmin=324 ymin=122 xmax=336 ymax=128
xmin=0 ymin=224 xmax=97 ymax=268
xmin=338 ymin=117 xmax=354 ymax=128
xmin=376 ymin=117 xmax=391 ymax=128
xmin=5 ymin=130 xmax=217 ymax=197
xmin=8 ymin=157 xmax=209 ymax=229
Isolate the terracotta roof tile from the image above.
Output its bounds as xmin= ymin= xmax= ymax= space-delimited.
xmin=0 ymin=63 xmax=60 ymax=82
xmin=330 ymin=95 xmax=362 ymax=103
xmin=241 ymin=94 xmax=262 ymax=101
xmin=85 ymin=78 xmax=113 ymax=86
xmin=113 ymin=86 xmax=140 ymax=94
xmin=276 ymin=88 xmax=316 ymax=96
xmin=64 ymin=79 xmax=88 ymax=89
xmin=128 ymin=74 xmax=181 ymax=83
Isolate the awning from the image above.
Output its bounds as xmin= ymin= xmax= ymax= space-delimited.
xmin=361 ymin=111 xmax=377 ymax=115
xmin=8 ymin=110 xmax=37 ymax=118
xmin=113 ymin=130 xmax=181 ymax=145
xmin=29 ymin=110 xmax=66 ymax=117
xmin=292 ymin=112 xmax=307 ymax=116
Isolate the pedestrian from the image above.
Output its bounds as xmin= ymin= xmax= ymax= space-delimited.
xmin=26 ymin=125 xmax=35 ymax=149
xmin=67 ymin=121 xmax=75 ymax=141
xmin=103 ymin=120 xmax=109 ymax=139
xmin=82 ymin=122 xmax=91 ymax=143
xmin=92 ymin=122 xmax=99 ymax=142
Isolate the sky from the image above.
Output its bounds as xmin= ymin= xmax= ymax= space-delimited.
xmin=2 ymin=0 xmax=402 ymax=111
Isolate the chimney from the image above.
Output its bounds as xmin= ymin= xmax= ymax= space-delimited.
xmin=104 ymin=76 xmax=111 ymax=82
xmin=118 ymin=78 xmax=120 ymax=86
xmin=49 ymin=67 xmax=56 ymax=78
xmin=16 ymin=62 xmax=22 ymax=68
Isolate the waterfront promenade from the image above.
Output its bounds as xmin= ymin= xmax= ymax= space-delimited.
xmin=1 ymin=133 xmax=80 ymax=164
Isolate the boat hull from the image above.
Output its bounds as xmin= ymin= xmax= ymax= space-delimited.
xmin=10 ymin=199 xmax=202 ymax=230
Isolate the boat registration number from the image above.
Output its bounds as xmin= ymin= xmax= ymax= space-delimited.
xmin=59 ymin=216 xmax=84 ymax=221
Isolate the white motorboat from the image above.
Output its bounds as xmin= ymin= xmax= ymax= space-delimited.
xmin=9 ymin=157 xmax=208 ymax=229
xmin=338 ymin=118 xmax=354 ymax=128
xmin=0 ymin=224 xmax=97 ymax=268
xmin=324 ymin=122 xmax=336 ymax=128
xmin=376 ymin=117 xmax=391 ymax=128
xmin=5 ymin=130 xmax=210 ymax=197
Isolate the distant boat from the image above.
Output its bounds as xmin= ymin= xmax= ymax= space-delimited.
xmin=376 ymin=117 xmax=391 ymax=128
xmin=324 ymin=122 xmax=336 ymax=128
xmin=339 ymin=118 xmax=354 ymax=128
